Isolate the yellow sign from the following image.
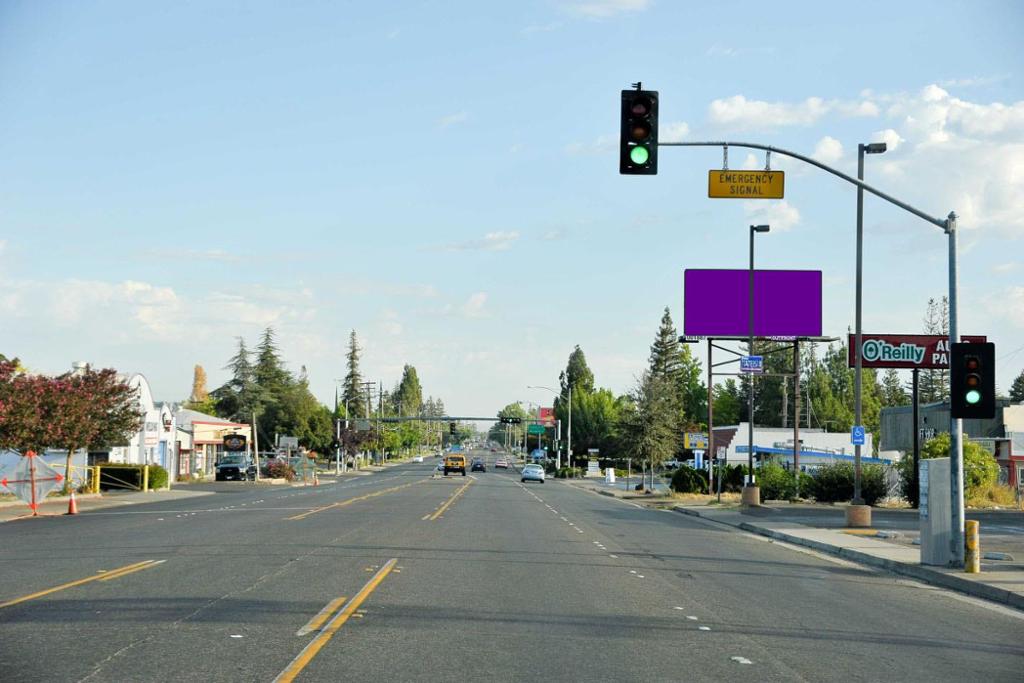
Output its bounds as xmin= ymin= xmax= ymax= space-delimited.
xmin=708 ymin=170 xmax=784 ymax=199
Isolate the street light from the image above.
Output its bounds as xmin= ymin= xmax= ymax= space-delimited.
xmin=746 ymin=224 xmax=770 ymax=505
xmin=853 ymin=141 xmax=886 ymax=513
xmin=527 ymin=385 xmax=572 ymax=470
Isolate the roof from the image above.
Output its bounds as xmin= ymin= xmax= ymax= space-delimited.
xmin=175 ymin=408 xmax=245 ymax=427
xmin=736 ymin=445 xmax=891 ymax=464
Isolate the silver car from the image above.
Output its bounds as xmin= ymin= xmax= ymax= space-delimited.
xmin=521 ymin=464 xmax=545 ymax=483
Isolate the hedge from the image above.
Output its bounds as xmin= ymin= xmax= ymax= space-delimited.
xmin=809 ymin=462 xmax=886 ymax=505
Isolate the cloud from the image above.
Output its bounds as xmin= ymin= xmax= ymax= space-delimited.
xmin=432 ymin=231 xmax=520 ymax=252
xmin=523 ymin=22 xmax=562 ymax=33
xmin=437 ymin=111 xmax=468 ymax=128
xmin=706 ymin=44 xmax=737 ymax=57
xmin=146 ymin=248 xmax=241 ymax=263
xmin=660 ymin=121 xmax=690 ymax=143
xmin=743 ymin=200 xmax=801 ymax=232
xmin=939 ymin=74 xmax=1010 ymax=88
xmin=542 ymin=229 xmax=566 ymax=241
xmin=984 ymin=286 xmax=1024 ymax=328
xmin=378 ymin=309 xmax=403 ymax=336
xmin=387 ymin=28 xmax=401 ymax=40
xmin=871 ymin=128 xmax=905 ymax=153
xmin=994 ymin=262 xmax=1019 ymax=273
xmin=565 ymin=134 xmax=616 ymax=155
xmin=460 ymin=292 xmax=488 ymax=318
xmin=563 ymin=0 xmax=649 ymax=19
xmin=708 ymin=95 xmax=880 ymax=130
xmin=812 ymin=136 xmax=844 ymax=164
xmin=0 ymin=239 xmax=6 ymax=257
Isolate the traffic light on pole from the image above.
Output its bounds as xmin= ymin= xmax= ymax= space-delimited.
xmin=620 ymin=86 xmax=658 ymax=175
xmin=950 ymin=342 xmax=995 ymax=419
xmin=449 ymin=422 xmax=457 ymax=435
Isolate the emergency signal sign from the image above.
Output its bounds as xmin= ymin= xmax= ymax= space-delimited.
xmin=708 ymin=170 xmax=784 ymax=199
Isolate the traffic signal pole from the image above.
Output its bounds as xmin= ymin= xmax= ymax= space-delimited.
xmin=659 ymin=139 xmax=965 ymax=566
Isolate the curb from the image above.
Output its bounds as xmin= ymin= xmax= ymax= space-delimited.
xmin=0 ymin=493 xmax=102 ymax=510
xmin=673 ymin=506 xmax=1024 ymax=612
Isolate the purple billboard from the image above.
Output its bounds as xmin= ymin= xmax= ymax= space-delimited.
xmin=684 ymin=269 xmax=822 ymax=337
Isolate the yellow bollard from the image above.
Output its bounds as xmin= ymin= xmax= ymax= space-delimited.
xmin=142 ymin=465 xmax=150 ymax=492
xmin=965 ymin=520 xmax=980 ymax=573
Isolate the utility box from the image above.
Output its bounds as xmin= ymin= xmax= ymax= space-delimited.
xmin=605 ymin=467 xmax=616 ymax=484
xmin=920 ymin=457 xmax=951 ymax=566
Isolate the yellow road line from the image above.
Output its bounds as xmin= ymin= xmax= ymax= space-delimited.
xmin=0 ymin=560 xmax=162 ymax=609
xmin=296 ymin=596 xmax=347 ymax=636
xmin=273 ymin=558 xmax=398 ymax=683
xmin=287 ymin=480 xmax=426 ymax=521
xmin=427 ymin=479 xmax=473 ymax=521
xmin=98 ymin=559 xmax=165 ymax=581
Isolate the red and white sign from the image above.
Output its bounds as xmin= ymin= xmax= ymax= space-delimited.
xmin=539 ymin=407 xmax=555 ymax=426
xmin=847 ymin=334 xmax=987 ymax=369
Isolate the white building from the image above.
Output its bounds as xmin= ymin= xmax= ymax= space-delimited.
xmin=711 ymin=423 xmax=892 ymax=470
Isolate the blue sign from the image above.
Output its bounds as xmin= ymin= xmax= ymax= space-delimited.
xmin=851 ymin=425 xmax=866 ymax=446
xmin=740 ymin=355 xmax=764 ymax=373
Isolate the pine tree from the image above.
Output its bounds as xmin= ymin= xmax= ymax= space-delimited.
xmin=1009 ymin=369 xmax=1024 ymax=403
xmin=648 ymin=308 xmax=681 ymax=380
xmin=213 ymin=337 xmax=264 ymax=422
xmin=341 ymin=330 xmax=366 ymax=418
xmin=881 ymin=368 xmax=909 ymax=406
xmin=559 ymin=345 xmax=595 ymax=395
xmin=396 ymin=364 xmax=423 ymax=416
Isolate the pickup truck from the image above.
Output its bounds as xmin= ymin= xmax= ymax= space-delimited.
xmin=215 ymin=454 xmax=257 ymax=481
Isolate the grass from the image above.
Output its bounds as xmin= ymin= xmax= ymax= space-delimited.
xmin=966 ymin=484 xmax=1023 ymax=510
xmin=670 ymin=491 xmax=742 ymax=505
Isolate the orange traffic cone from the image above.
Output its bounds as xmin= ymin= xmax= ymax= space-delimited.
xmin=66 ymin=490 xmax=78 ymax=515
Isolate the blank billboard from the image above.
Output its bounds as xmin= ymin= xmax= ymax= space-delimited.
xmin=684 ymin=269 xmax=822 ymax=337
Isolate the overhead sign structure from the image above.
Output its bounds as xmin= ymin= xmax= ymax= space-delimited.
xmin=851 ymin=425 xmax=866 ymax=446
xmin=684 ymin=269 xmax=822 ymax=338
xmin=740 ymin=355 xmax=764 ymax=374
xmin=708 ymin=170 xmax=784 ymax=199
xmin=847 ymin=334 xmax=988 ymax=369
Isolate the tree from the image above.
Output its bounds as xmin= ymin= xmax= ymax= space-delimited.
xmin=647 ymin=307 xmax=706 ymax=427
xmin=1010 ymin=368 xmax=1024 ymax=403
xmin=395 ymin=364 xmax=423 ymax=417
xmin=559 ymin=346 xmax=594 ymax=396
xmin=919 ymin=297 xmax=950 ymax=403
xmin=881 ymin=369 xmax=909 ymax=407
xmin=622 ymin=370 xmax=679 ymax=490
xmin=0 ymin=358 xmax=59 ymax=455
xmin=53 ymin=367 xmax=143 ymax=493
xmin=895 ymin=432 xmax=999 ymax=500
xmin=712 ymin=379 xmax=742 ymax=425
xmin=213 ymin=337 xmax=264 ymax=422
xmin=189 ymin=365 xmax=209 ymax=402
xmin=341 ymin=330 xmax=366 ymax=419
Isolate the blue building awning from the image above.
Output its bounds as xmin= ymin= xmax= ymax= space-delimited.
xmin=736 ymin=445 xmax=887 ymax=465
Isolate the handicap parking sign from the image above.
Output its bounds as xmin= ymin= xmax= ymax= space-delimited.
xmin=851 ymin=425 xmax=866 ymax=446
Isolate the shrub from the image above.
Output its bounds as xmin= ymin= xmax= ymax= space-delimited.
xmin=896 ymin=433 xmax=1000 ymax=501
xmin=966 ymin=483 xmax=1021 ymax=509
xmin=555 ymin=467 xmax=584 ymax=479
xmin=146 ymin=464 xmax=169 ymax=490
xmin=809 ymin=462 xmax=886 ymax=505
xmin=671 ymin=466 xmax=709 ymax=494
xmin=266 ymin=461 xmax=296 ymax=481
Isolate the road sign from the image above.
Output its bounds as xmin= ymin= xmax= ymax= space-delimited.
xmin=708 ymin=170 xmax=784 ymax=199
xmin=527 ymin=424 xmax=545 ymax=435
xmin=740 ymin=355 xmax=764 ymax=374
xmin=279 ymin=436 xmax=299 ymax=449
xmin=851 ymin=425 xmax=866 ymax=446
xmin=848 ymin=334 xmax=988 ymax=369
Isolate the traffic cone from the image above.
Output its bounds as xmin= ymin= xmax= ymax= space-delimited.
xmin=66 ymin=490 xmax=78 ymax=515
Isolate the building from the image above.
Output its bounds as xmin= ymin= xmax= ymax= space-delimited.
xmin=880 ymin=399 xmax=1024 ymax=487
xmin=173 ymin=409 xmax=252 ymax=479
xmin=710 ymin=423 xmax=887 ymax=471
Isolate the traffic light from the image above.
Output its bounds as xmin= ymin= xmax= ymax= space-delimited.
xmin=950 ymin=342 xmax=995 ymax=419
xmin=449 ymin=422 xmax=457 ymax=435
xmin=620 ymin=87 xmax=658 ymax=175
xmin=499 ymin=417 xmax=522 ymax=425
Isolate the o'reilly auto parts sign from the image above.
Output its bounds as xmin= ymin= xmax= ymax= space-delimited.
xmin=848 ymin=334 xmax=986 ymax=369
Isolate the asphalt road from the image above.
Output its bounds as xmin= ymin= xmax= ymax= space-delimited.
xmin=1 ymin=449 xmax=1022 ymax=682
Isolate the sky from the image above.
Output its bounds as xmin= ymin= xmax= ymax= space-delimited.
xmin=1 ymin=0 xmax=1022 ymax=417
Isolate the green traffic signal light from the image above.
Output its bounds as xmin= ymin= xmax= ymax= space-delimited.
xmin=965 ymin=389 xmax=981 ymax=404
xmin=629 ymin=146 xmax=650 ymax=164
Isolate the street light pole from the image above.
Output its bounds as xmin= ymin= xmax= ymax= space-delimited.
xmin=854 ymin=141 xmax=887 ymax=509
xmin=746 ymin=224 xmax=770 ymax=505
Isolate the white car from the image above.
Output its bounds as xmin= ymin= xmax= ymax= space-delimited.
xmin=412 ymin=455 xmax=424 ymax=463
xmin=521 ymin=464 xmax=545 ymax=483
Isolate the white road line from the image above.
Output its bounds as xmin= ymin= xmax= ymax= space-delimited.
xmin=698 ymin=626 xmax=711 ymax=631
xmin=730 ymin=657 xmax=752 ymax=665
xmin=686 ymin=616 xmax=698 ymax=621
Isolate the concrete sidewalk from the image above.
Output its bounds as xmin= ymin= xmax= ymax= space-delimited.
xmin=675 ymin=505 xmax=1024 ymax=611
xmin=0 ymin=488 xmax=215 ymax=523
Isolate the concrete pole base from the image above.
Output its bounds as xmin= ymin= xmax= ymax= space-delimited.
xmin=846 ymin=504 xmax=872 ymax=528
xmin=741 ymin=485 xmax=760 ymax=507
